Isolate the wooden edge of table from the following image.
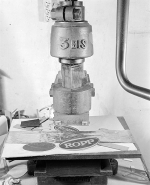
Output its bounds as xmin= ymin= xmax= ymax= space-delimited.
xmin=6 ymin=149 xmax=141 ymax=161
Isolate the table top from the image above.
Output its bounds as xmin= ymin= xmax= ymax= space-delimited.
xmin=0 ymin=115 xmax=149 ymax=184
xmin=1 ymin=115 xmax=140 ymax=160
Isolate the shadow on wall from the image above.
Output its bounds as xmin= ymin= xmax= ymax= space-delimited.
xmin=124 ymin=109 xmax=150 ymax=172
xmin=0 ymin=70 xmax=11 ymax=110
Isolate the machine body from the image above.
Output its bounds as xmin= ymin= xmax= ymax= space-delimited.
xmin=50 ymin=0 xmax=95 ymax=125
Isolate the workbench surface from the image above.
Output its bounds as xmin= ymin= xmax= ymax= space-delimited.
xmin=0 ymin=116 xmax=150 ymax=184
xmin=1 ymin=116 xmax=140 ymax=160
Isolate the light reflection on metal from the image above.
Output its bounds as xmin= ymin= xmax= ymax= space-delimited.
xmin=116 ymin=0 xmax=150 ymax=100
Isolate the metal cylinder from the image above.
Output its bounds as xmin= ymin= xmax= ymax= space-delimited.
xmin=59 ymin=58 xmax=84 ymax=65
xmin=61 ymin=63 xmax=84 ymax=89
xmin=50 ymin=21 xmax=93 ymax=59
